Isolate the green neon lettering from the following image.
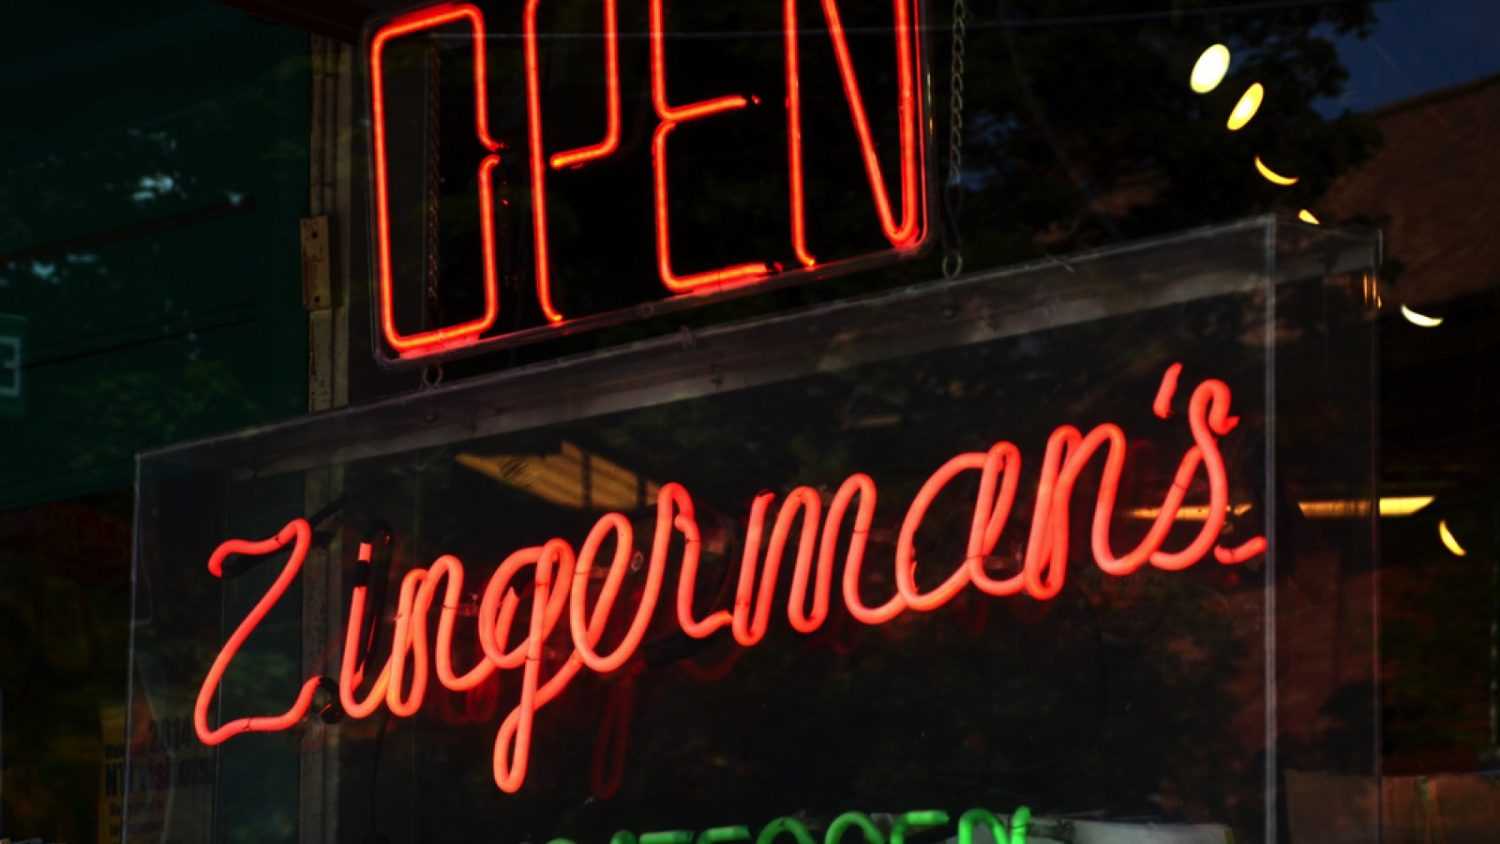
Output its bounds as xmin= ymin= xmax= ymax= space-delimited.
xmin=956 ymin=807 xmax=1030 ymax=844
xmin=566 ymin=805 xmax=1032 ymax=844
xmin=756 ymin=817 xmax=816 ymax=844
xmin=824 ymin=812 xmax=882 ymax=844
xmin=890 ymin=811 xmax=948 ymax=844
xmin=698 ymin=827 xmax=752 ymax=844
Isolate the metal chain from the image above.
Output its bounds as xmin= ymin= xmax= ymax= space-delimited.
xmin=942 ymin=0 xmax=968 ymax=280
xmin=424 ymin=44 xmax=444 ymax=327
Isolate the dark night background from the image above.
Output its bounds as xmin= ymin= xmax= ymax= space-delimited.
xmin=2 ymin=1 xmax=1498 ymax=841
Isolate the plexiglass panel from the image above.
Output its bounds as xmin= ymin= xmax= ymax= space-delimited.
xmin=129 ymin=218 xmax=1378 ymax=843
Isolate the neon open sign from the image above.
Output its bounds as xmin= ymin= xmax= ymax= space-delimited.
xmin=194 ymin=364 xmax=1265 ymax=794
xmin=366 ymin=1 xmax=930 ymax=363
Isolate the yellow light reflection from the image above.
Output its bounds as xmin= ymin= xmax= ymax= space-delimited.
xmin=1361 ymin=273 xmax=1384 ymax=309
xmin=1380 ymin=496 xmax=1435 ymax=516
xmin=1400 ymin=304 xmax=1443 ymax=328
xmin=1226 ymin=83 xmax=1264 ymax=131
xmin=1297 ymin=209 xmax=1320 ymax=225
xmin=1190 ymin=44 xmax=1231 ymax=94
xmin=1254 ymin=156 xmax=1299 ymax=186
xmin=1438 ymin=519 xmax=1468 ymax=557
xmin=457 ymin=442 xmax=660 ymax=511
xmin=1125 ymin=503 xmax=1253 ymax=521
xmin=1296 ymin=496 xmax=1435 ymax=519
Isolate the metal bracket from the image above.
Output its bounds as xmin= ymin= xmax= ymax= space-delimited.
xmin=301 ymin=215 xmax=334 ymax=311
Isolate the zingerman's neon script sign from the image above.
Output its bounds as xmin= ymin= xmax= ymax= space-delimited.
xmin=368 ymin=1 xmax=928 ymax=361
xmin=548 ymin=807 xmax=1032 ymax=844
xmin=194 ymin=364 xmax=1266 ymax=793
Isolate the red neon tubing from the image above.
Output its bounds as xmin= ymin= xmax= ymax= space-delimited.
xmin=734 ymin=487 xmax=822 ymax=645
xmin=199 ymin=364 xmax=1266 ymax=795
xmin=784 ymin=0 xmax=925 ymax=265
xmin=571 ymin=514 xmax=657 ymax=672
xmin=421 ymin=555 xmax=496 ymax=690
xmin=1150 ymin=379 xmax=1236 ymax=570
xmin=830 ymin=474 xmax=905 ymax=625
xmin=492 ymin=539 xmax=557 ymax=791
xmin=965 ymin=443 xmax=1025 ymax=596
xmin=340 ymin=543 xmax=393 ymax=718
xmin=1146 ymin=364 xmax=1261 ymax=566
xmin=670 ymin=483 xmax=729 ymax=638
xmin=549 ymin=0 xmax=621 ymax=170
xmin=370 ymin=4 xmax=501 ymax=354
xmin=523 ymin=1 xmax=561 ymax=323
xmin=194 ymin=519 xmax=319 ymax=745
xmin=1153 ymin=362 xmax=1183 ymax=419
xmin=676 ymin=645 xmax=745 ymax=684
xmin=1217 ymin=536 xmax=1268 ymax=564
xmin=649 ymin=0 xmax=771 ymax=292
xmin=385 ymin=567 xmax=433 ymax=716
xmin=481 ymin=543 xmax=574 ymax=670
xmin=783 ymin=0 xmax=816 ymax=268
xmin=527 ymin=0 xmax=623 ymax=322
xmin=897 ymin=452 xmax=989 ymax=611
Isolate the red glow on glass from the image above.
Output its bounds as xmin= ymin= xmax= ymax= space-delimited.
xmin=370 ymin=3 xmax=501 ymax=354
xmin=649 ymin=0 xmax=772 ymax=292
xmin=589 ymin=662 xmax=640 ymax=799
xmin=195 ymin=365 xmax=1264 ymax=794
xmin=785 ymin=0 xmax=926 ymax=266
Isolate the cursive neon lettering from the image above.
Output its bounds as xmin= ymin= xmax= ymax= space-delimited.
xmin=196 ymin=366 xmax=1264 ymax=794
xmin=830 ymin=474 xmax=903 ymax=625
xmin=340 ymin=542 xmax=396 ymax=718
xmin=964 ymin=442 xmax=1025 ymax=596
xmin=194 ymin=519 xmax=320 ymax=745
xmin=569 ymin=513 xmax=643 ymax=672
xmin=735 ymin=487 xmax=822 ymax=645
xmin=896 ymin=449 xmax=1010 ymax=611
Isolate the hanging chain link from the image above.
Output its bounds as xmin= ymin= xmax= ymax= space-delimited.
xmin=948 ymin=0 xmax=967 ymax=187
xmin=942 ymin=0 xmax=968 ymax=280
xmin=424 ymin=44 xmax=445 ymax=328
